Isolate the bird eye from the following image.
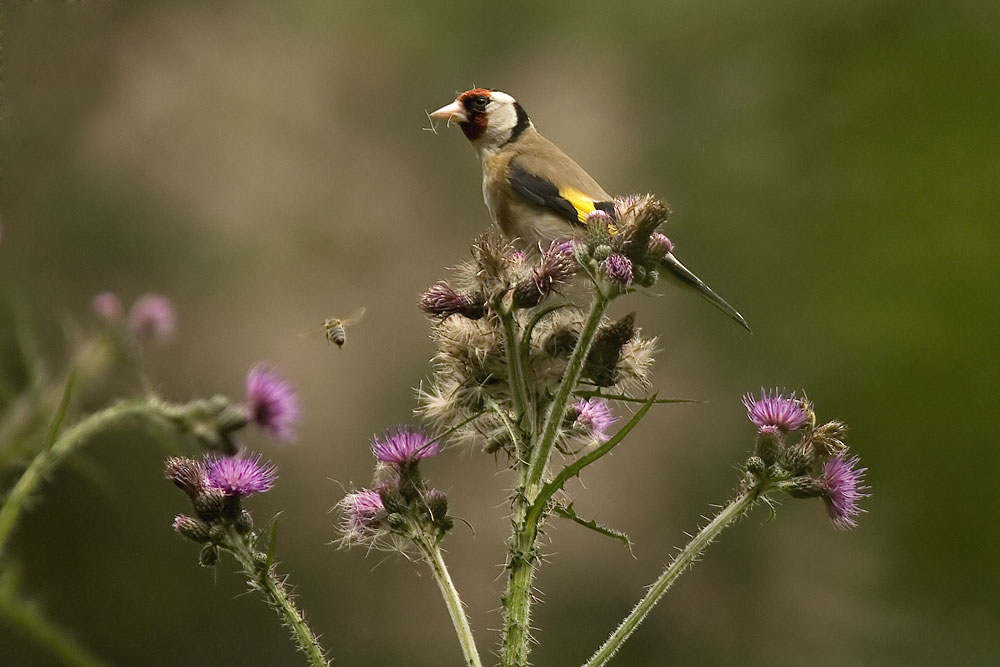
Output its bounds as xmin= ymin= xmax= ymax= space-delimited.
xmin=475 ymin=96 xmax=488 ymax=107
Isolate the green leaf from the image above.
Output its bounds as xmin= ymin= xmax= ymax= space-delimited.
xmin=574 ymin=389 xmax=702 ymax=405
xmin=44 ymin=368 xmax=77 ymax=452
xmin=554 ymin=501 xmax=635 ymax=558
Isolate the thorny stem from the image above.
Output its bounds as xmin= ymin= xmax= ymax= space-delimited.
xmin=226 ymin=533 xmax=329 ymax=667
xmin=0 ymin=398 xmax=153 ymax=558
xmin=414 ymin=535 xmax=484 ymax=667
xmin=500 ymin=306 xmax=533 ymax=441
xmin=525 ymin=292 xmax=609 ymax=499
xmin=582 ymin=483 xmax=769 ymax=667
xmin=502 ymin=291 xmax=610 ymax=667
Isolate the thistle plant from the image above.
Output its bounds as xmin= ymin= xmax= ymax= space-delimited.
xmin=1 ymin=196 xmax=869 ymax=666
xmin=336 ymin=194 xmax=870 ymax=667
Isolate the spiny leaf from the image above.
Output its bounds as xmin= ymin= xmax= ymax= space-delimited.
xmin=554 ymin=501 xmax=635 ymax=558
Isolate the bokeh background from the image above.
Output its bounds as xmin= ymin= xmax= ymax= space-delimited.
xmin=2 ymin=2 xmax=998 ymax=665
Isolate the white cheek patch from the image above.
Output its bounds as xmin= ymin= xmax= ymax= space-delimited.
xmin=484 ymin=99 xmax=519 ymax=143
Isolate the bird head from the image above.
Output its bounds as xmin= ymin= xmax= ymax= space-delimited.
xmin=430 ymin=88 xmax=531 ymax=151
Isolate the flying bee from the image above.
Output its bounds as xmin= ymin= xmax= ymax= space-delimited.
xmin=300 ymin=307 xmax=366 ymax=349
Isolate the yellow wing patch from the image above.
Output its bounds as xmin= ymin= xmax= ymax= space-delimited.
xmin=559 ymin=187 xmax=598 ymax=223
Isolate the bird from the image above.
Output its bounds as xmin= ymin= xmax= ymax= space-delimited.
xmin=429 ymin=88 xmax=750 ymax=332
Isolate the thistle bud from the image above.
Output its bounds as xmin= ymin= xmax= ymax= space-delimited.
xmin=386 ymin=513 xmax=407 ymax=531
xmin=784 ymin=476 xmax=824 ymax=499
xmin=378 ymin=484 xmax=408 ymax=514
xmin=584 ymin=313 xmax=637 ymax=387
xmin=235 ymin=510 xmax=254 ymax=534
xmin=172 ymin=515 xmax=210 ymax=543
xmin=424 ymin=488 xmax=449 ymax=521
xmin=164 ymin=457 xmax=205 ymax=498
xmin=592 ymin=244 xmax=612 ymax=262
xmin=745 ymin=456 xmax=766 ymax=475
xmin=586 ymin=210 xmax=615 ymax=248
xmin=208 ymin=524 xmax=227 ymax=543
xmin=193 ymin=488 xmax=226 ymax=521
xmin=647 ymin=233 xmax=674 ymax=261
xmin=253 ymin=551 xmax=269 ymax=572
xmin=198 ymin=544 xmax=219 ymax=567
xmin=782 ymin=442 xmax=816 ymax=475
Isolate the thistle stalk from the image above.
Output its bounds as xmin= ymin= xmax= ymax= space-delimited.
xmin=582 ymin=483 xmax=769 ymax=667
xmin=225 ymin=531 xmax=329 ymax=667
xmin=413 ymin=535 xmax=484 ymax=667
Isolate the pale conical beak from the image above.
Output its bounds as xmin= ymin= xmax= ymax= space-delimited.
xmin=429 ymin=100 xmax=468 ymax=124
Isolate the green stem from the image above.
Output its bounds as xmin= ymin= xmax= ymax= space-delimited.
xmin=582 ymin=484 xmax=767 ymax=667
xmin=416 ymin=537 xmax=484 ymax=667
xmin=0 ymin=580 xmax=107 ymax=667
xmin=0 ymin=398 xmax=152 ymax=558
xmin=229 ymin=542 xmax=329 ymax=667
xmin=527 ymin=396 xmax=656 ymax=530
xmin=500 ymin=308 xmax=533 ymax=441
xmin=525 ymin=292 xmax=609 ymax=499
xmin=500 ymin=507 xmax=537 ymax=667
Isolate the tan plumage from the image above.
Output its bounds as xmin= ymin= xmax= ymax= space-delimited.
xmin=430 ymin=88 xmax=750 ymax=331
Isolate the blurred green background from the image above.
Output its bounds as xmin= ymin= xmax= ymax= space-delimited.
xmin=2 ymin=1 xmax=998 ymax=665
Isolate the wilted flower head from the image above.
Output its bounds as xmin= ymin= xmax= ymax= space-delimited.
xmin=420 ymin=281 xmax=486 ymax=320
xmin=602 ymin=254 xmax=633 ymax=286
xmin=164 ymin=456 xmax=206 ymax=497
xmin=246 ymin=364 xmax=300 ymax=440
xmin=92 ymin=292 xmax=123 ymax=322
xmin=743 ymin=389 xmax=809 ymax=434
xmin=204 ymin=453 xmax=277 ymax=496
xmin=339 ymin=489 xmax=387 ymax=544
xmin=372 ymin=426 xmax=439 ymax=464
xmin=572 ymin=399 xmax=616 ymax=442
xmin=820 ymin=455 xmax=868 ymax=530
xmin=128 ymin=294 xmax=176 ymax=343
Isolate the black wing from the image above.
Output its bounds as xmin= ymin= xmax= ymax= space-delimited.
xmin=508 ymin=163 xmax=616 ymax=225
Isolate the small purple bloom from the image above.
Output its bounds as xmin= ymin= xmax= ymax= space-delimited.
xmin=128 ymin=293 xmax=176 ymax=342
xmin=648 ymin=233 xmax=674 ymax=259
xmin=821 ymin=455 xmax=868 ymax=530
xmin=339 ymin=489 xmax=387 ymax=542
xmin=371 ymin=426 xmax=439 ymax=464
xmin=602 ymin=254 xmax=633 ymax=286
xmin=573 ymin=399 xmax=617 ymax=442
xmin=743 ymin=389 xmax=808 ymax=433
xmin=92 ymin=292 xmax=123 ymax=322
xmin=246 ymin=364 xmax=300 ymax=440
xmin=204 ymin=453 xmax=277 ymax=496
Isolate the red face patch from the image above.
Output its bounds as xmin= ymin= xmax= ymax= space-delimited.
xmin=456 ymin=89 xmax=492 ymax=141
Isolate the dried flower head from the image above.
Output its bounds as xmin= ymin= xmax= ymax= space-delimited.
xmin=204 ymin=453 xmax=277 ymax=496
xmin=128 ymin=294 xmax=176 ymax=343
xmin=372 ymin=426 xmax=439 ymax=464
xmin=820 ymin=455 xmax=868 ymax=530
xmin=92 ymin=292 xmax=123 ymax=322
xmin=420 ymin=281 xmax=486 ymax=319
xmin=743 ymin=389 xmax=808 ymax=434
xmin=245 ymin=364 xmax=300 ymax=440
xmin=338 ymin=489 xmax=387 ymax=545
xmin=572 ymin=399 xmax=617 ymax=442
xmin=164 ymin=457 xmax=206 ymax=498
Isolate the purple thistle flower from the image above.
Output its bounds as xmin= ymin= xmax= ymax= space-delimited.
xmin=602 ymin=254 xmax=633 ymax=286
xmin=572 ymin=399 xmax=617 ymax=442
xmin=743 ymin=389 xmax=808 ymax=433
xmin=204 ymin=453 xmax=277 ymax=496
xmin=128 ymin=293 xmax=176 ymax=343
xmin=419 ymin=281 xmax=486 ymax=319
xmin=371 ymin=426 xmax=439 ymax=464
xmin=92 ymin=292 xmax=123 ymax=322
xmin=339 ymin=489 xmax=387 ymax=542
xmin=246 ymin=364 xmax=300 ymax=440
xmin=821 ymin=455 xmax=868 ymax=530
xmin=647 ymin=233 xmax=674 ymax=259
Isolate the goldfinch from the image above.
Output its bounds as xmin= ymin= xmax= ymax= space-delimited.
xmin=430 ymin=88 xmax=750 ymax=332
